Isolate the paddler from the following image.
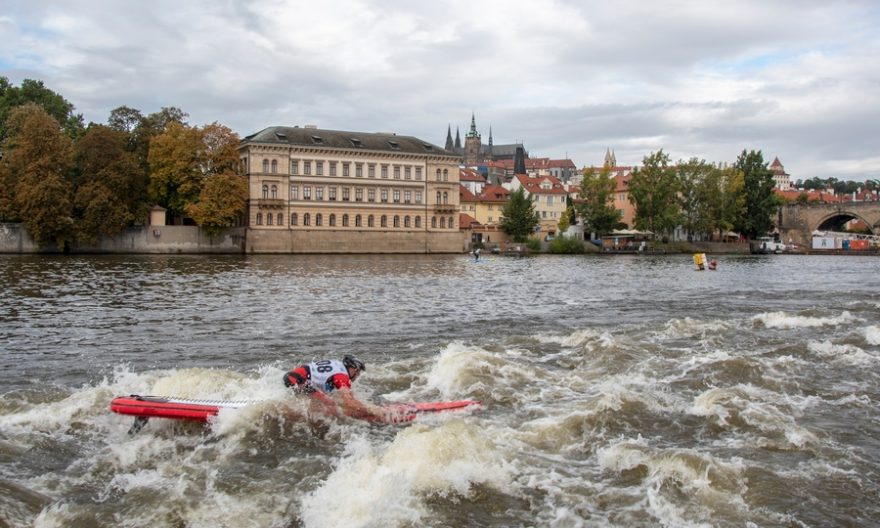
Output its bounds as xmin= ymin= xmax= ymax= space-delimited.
xmin=283 ymin=355 xmax=383 ymax=421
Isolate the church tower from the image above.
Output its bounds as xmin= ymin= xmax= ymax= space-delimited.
xmin=454 ymin=127 xmax=461 ymax=151
xmin=445 ymin=125 xmax=454 ymax=151
xmin=514 ymin=144 xmax=527 ymax=175
xmin=604 ymin=148 xmax=617 ymax=168
xmin=464 ymin=113 xmax=482 ymax=165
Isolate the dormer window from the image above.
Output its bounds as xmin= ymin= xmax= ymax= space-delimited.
xmin=311 ymin=135 xmax=323 ymax=145
xmin=388 ymin=140 xmax=400 ymax=150
xmin=350 ymin=138 xmax=362 ymax=148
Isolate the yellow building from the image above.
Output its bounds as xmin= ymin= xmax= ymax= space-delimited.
xmin=240 ymin=126 xmax=461 ymax=253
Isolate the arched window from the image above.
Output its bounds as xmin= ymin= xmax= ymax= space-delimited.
xmin=277 ymin=213 xmax=283 ymax=226
xmin=342 ymin=214 xmax=349 ymax=227
xmin=404 ymin=216 xmax=410 ymax=228
xmin=262 ymin=159 xmax=269 ymax=173
xmin=381 ymin=215 xmax=387 ymax=228
xmin=443 ymin=169 xmax=448 ymax=181
xmin=271 ymin=159 xmax=278 ymax=173
xmin=271 ymin=185 xmax=278 ymax=198
xmin=291 ymin=213 xmax=298 ymax=226
xmin=303 ymin=213 xmax=310 ymax=226
xmin=355 ymin=214 xmax=361 ymax=227
xmin=329 ymin=214 xmax=336 ymax=227
xmin=262 ymin=185 xmax=269 ymax=199
xmin=316 ymin=213 xmax=323 ymax=226
xmin=448 ymin=216 xmax=454 ymax=228
xmin=440 ymin=217 xmax=446 ymax=228
xmin=368 ymin=215 xmax=374 ymax=228
xmin=256 ymin=213 xmax=263 ymax=225
xmin=436 ymin=168 xmax=441 ymax=180
xmin=266 ymin=214 xmax=273 ymax=226
xmin=431 ymin=217 xmax=437 ymax=228
xmin=393 ymin=215 xmax=400 ymax=228
xmin=443 ymin=191 xmax=448 ymax=204
xmin=415 ymin=216 xmax=421 ymax=228
xmin=436 ymin=191 xmax=441 ymax=204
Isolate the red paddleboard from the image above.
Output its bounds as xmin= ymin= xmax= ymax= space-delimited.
xmin=110 ymin=394 xmax=481 ymax=430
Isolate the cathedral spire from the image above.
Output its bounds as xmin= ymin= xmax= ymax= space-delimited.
xmin=467 ymin=112 xmax=480 ymax=138
xmin=454 ymin=127 xmax=461 ymax=149
xmin=445 ymin=124 xmax=454 ymax=151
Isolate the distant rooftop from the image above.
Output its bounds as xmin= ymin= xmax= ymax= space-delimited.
xmin=243 ymin=126 xmax=457 ymax=157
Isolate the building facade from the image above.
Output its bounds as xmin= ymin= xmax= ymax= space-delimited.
xmin=240 ymin=126 xmax=461 ymax=253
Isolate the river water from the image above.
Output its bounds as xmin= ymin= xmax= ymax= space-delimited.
xmin=0 ymin=253 xmax=878 ymax=528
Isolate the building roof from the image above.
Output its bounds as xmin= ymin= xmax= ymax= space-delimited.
xmin=242 ymin=126 xmax=457 ymax=157
xmin=515 ymin=174 xmax=568 ymax=195
xmin=478 ymin=185 xmax=510 ymax=202
xmin=496 ymin=157 xmax=577 ymax=171
xmin=459 ymin=184 xmax=479 ymax=202
xmin=459 ymin=213 xmax=480 ymax=228
xmin=459 ymin=168 xmax=485 ymax=182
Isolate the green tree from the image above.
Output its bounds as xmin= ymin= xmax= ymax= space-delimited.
xmin=185 ymin=172 xmax=248 ymax=237
xmin=0 ymin=77 xmax=84 ymax=140
xmin=73 ymin=125 xmax=147 ymax=242
xmin=0 ymin=104 xmax=74 ymax=246
xmin=628 ymin=150 xmax=681 ymax=237
xmin=576 ymin=165 xmax=622 ymax=237
xmin=676 ymin=158 xmax=715 ymax=238
xmin=557 ymin=206 xmax=571 ymax=233
xmin=733 ymin=150 xmax=776 ymax=239
xmin=500 ymin=187 xmax=540 ymax=242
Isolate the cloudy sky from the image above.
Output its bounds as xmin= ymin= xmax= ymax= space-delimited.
xmin=2 ymin=0 xmax=878 ymax=181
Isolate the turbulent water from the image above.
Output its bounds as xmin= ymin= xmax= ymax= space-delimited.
xmin=1 ymin=253 xmax=878 ymax=528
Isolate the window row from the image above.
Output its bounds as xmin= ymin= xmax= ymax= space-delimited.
xmin=254 ymin=213 xmax=456 ymax=229
xmin=286 ymin=185 xmax=423 ymax=204
xmin=275 ymin=159 xmax=425 ymax=181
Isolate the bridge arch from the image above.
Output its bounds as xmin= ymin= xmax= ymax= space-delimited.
xmin=777 ymin=201 xmax=880 ymax=247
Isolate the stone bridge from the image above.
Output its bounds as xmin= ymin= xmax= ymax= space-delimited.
xmin=777 ymin=201 xmax=880 ymax=246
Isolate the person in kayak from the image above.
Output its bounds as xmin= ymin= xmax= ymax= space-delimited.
xmin=283 ymin=355 xmax=382 ymax=420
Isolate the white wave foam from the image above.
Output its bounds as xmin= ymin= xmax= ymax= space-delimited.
xmin=598 ymin=440 xmax=748 ymax=527
xmin=864 ymin=325 xmax=880 ymax=345
xmin=752 ymin=311 xmax=859 ymax=329
xmin=660 ymin=317 xmax=730 ymax=339
xmin=300 ymin=421 xmax=513 ymax=528
xmin=807 ymin=340 xmax=876 ymax=365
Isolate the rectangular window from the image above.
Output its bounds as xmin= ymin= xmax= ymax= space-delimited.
xmin=415 ymin=191 xmax=422 ymax=204
xmin=356 ymin=188 xmax=363 ymax=201
xmin=404 ymin=190 xmax=411 ymax=203
xmin=547 ymin=196 xmax=554 ymax=205
xmin=303 ymin=186 xmax=311 ymax=200
xmin=404 ymin=166 xmax=411 ymax=180
xmin=356 ymin=164 xmax=363 ymax=177
xmin=369 ymin=164 xmax=376 ymax=178
xmin=368 ymin=189 xmax=376 ymax=202
xmin=393 ymin=190 xmax=400 ymax=203
xmin=415 ymin=167 xmax=422 ymax=180
xmin=329 ymin=162 xmax=337 ymax=176
xmin=381 ymin=189 xmax=388 ymax=202
xmin=343 ymin=163 xmax=350 ymax=177
xmin=290 ymin=185 xmax=299 ymax=200
xmin=342 ymin=187 xmax=350 ymax=201
xmin=329 ymin=187 xmax=337 ymax=201
xmin=393 ymin=166 xmax=400 ymax=179
xmin=303 ymin=161 xmax=311 ymax=175
xmin=291 ymin=160 xmax=299 ymax=175
xmin=381 ymin=165 xmax=388 ymax=179
xmin=316 ymin=161 xmax=324 ymax=176
xmin=316 ymin=186 xmax=324 ymax=200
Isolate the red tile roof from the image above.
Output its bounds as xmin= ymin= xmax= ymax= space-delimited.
xmin=478 ymin=185 xmax=510 ymax=202
xmin=459 ymin=184 xmax=479 ymax=202
xmin=515 ymin=174 xmax=568 ymax=195
xmin=459 ymin=213 xmax=480 ymax=228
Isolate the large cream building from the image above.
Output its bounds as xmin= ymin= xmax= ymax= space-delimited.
xmin=240 ymin=126 xmax=462 ymax=253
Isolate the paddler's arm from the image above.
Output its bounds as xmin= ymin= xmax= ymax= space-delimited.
xmin=336 ymin=387 xmax=384 ymax=421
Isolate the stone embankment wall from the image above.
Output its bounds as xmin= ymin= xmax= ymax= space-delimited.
xmin=0 ymin=224 xmax=245 ymax=254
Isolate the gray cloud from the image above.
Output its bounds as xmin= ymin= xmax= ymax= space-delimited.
xmin=2 ymin=0 xmax=878 ymax=180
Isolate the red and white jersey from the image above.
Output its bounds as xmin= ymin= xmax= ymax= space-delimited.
xmin=307 ymin=359 xmax=350 ymax=393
